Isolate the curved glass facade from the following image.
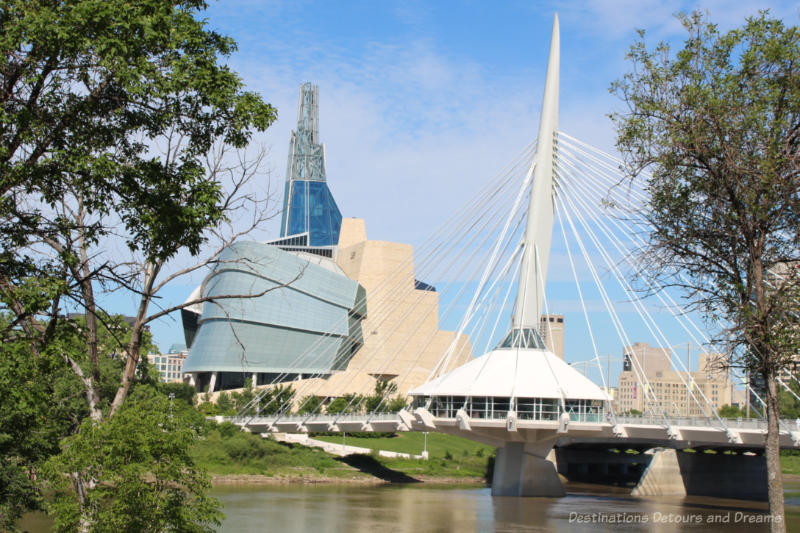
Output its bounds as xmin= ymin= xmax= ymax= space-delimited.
xmin=182 ymin=241 xmax=365 ymax=375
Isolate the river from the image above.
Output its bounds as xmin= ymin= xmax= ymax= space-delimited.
xmin=213 ymin=481 xmax=800 ymax=532
xmin=19 ymin=481 xmax=800 ymax=531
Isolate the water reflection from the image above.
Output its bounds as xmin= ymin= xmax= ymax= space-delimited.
xmin=214 ymin=482 xmax=800 ymax=533
xmin=16 ymin=481 xmax=800 ymax=531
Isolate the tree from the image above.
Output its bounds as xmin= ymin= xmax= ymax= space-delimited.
xmin=326 ymin=393 xmax=365 ymax=415
xmin=0 ymin=313 xmax=132 ymax=528
xmin=256 ymin=384 xmax=295 ymax=415
xmin=43 ymin=388 xmax=222 ymax=533
xmin=611 ymin=12 xmax=800 ymax=530
xmin=718 ymin=404 xmax=745 ymax=419
xmin=296 ymin=395 xmax=322 ymax=415
xmin=215 ymin=392 xmax=235 ymax=416
xmin=159 ymin=381 xmax=197 ymax=407
xmin=365 ymin=378 xmax=408 ymax=413
xmin=232 ymin=378 xmax=255 ymax=411
xmin=0 ymin=0 xmax=279 ymax=527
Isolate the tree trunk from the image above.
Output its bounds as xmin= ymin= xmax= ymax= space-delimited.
xmin=72 ymin=472 xmax=96 ymax=533
xmin=764 ymin=367 xmax=786 ymax=533
xmin=108 ymin=261 xmax=159 ymax=417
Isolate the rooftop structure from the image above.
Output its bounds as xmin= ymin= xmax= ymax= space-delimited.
xmin=622 ymin=342 xmax=671 ymax=377
xmin=280 ymin=83 xmax=342 ymax=248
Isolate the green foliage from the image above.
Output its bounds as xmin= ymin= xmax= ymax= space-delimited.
xmin=1 ymin=0 xmax=276 ymax=267
xmin=364 ymin=378 xmax=409 ymax=413
xmin=253 ymin=384 xmax=295 ymax=415
xmin=159 ymin=381 xmax=196 ymax=406
xmin=43 ymin=388 xmax=221 ymax=533
xmin=67 ymin=313 xmax=158 ymax=359
xmin=718 ymin=404 xmax=745 ymax=419
xmin=192 ymin=423 xmax=343 ymax=476
xmin=611 ymin=12 xmax=800 ymax=520
xmin=215 ymin=392 xmax=235 ymax=416
xmin=1 ymin=0 xmax=279 ymax=526
xmin=296 ymin=395 xmax=322 ymax=414
xmin=326 ymin=393 xmax=365 ymax=414
xmin=779 ymin=380 xmax=800 ymax=419
xmin=0 ymin=317 xmax=131 ymax=529
xmin=231 ymin=378 xmax=255 ymax=411
xmin=387 ymin=395 xmax=410 ymax=412
xmin=196 ymin=399 xmax=219 ymax=416
xmin=610 ymin=11 xmax=800 ymax=376
xmin=0 ymin=340 xmax=54 ymax=528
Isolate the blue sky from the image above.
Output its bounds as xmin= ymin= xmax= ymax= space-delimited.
xmin=138 ymin=0 xmax=798 ymax=384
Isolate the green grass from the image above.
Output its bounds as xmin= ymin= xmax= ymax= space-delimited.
xmin=192 ymin=423 xmax=362 ymax=478
xmin=782 ymin=451 xmax=800 ymax=475
xmin=192 ymin=424 xmax=492 ymax=481
xmin=313 ymin=432 xmax=492 ymax=479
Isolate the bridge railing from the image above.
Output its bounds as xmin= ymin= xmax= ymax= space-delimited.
xmin=227 ymin=413 xmax=402 ymax=425
xmin=616 ymin=415 xmax=796 ymax=431
xmin=227 ymin=413 xmax=797 ymax=433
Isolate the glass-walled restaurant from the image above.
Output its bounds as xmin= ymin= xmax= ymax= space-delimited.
xmin=413 ymin=395 xmax=605 ymax=423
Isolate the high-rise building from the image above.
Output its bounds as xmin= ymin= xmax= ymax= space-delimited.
xmin=622 ymin=342 xmax=671 ymax=376
xmin=539 ymin=314 xmax=564 ymax=359
xmin=616 ymin=343 xmax=732 ymax=417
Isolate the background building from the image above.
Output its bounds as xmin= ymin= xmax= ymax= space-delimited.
xmin=539 ymin=314 xmax=564 ymax=359
xmin=616 ymin=342 xmax=732 ymax=417
xmin=148 ymin=344 xmax=188 ymax=383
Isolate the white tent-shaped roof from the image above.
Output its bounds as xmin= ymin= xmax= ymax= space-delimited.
xmin=410 ymin=348 xmax=608 ymax=401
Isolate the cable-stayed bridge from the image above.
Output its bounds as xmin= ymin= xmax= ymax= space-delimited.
xmin=224 ymin=15 xmax=800 ymax=501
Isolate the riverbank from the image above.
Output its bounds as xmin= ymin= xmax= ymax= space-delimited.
xmin=210 ymin=473 xmax=487 ymax=485
xmin=193 ymin=423 xmax=492 ymax=483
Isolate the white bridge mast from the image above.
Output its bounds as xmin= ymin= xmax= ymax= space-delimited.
xmin=512 ymin=14 xmax=559 ymax=330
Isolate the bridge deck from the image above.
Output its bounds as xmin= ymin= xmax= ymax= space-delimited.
xmin=226 ymin=410 xmax=800 ymax=451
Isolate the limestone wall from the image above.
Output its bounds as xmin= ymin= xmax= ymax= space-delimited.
xmin=275 ymin=218 xmax=472 ymax=401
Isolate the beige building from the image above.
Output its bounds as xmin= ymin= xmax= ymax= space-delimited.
xmin=539 ymin=314 xmax=565 ymax=359
xmin=148 ymin=350 xmax=188 ymax=383
xmin=258 ymin=218 xmax=473 ymax=401
xmin=616 ymin=343 xmax=732 ymax=417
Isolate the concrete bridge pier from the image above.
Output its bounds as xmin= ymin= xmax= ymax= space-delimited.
xmin=631 ymin=449 xmax=685 ymax=497
xmin=633 ymin=448 xmax=769 ymax=501
xmin=492 ymin=438 xmax=565 ymax=497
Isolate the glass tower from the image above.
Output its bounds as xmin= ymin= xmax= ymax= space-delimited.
xmin=279 ymin=83 xmax=342 ymax=247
